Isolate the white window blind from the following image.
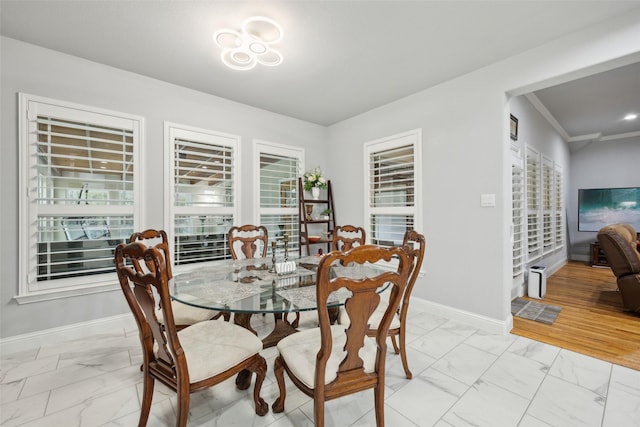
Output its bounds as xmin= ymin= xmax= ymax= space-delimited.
xmin=19 ymin=94 xmax=140 ymax=297
xmin=526 ymin=146 xmax=541 ymax=261
xmin=168 ymin=125 xmax=238 ymax=265
xmin=364 ymin=130 xmax=421 ymax=246
xmin=255 ymin=141 xmax=302 ymax=253
xmin=554 ymin=165 xmax=564 ymax=249
xmin=512 ymin=163 xmax=525 ymax=277
xmin=542 ymin=157 xmax=554 ymax=254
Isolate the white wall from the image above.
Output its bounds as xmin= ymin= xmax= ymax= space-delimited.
xmin=327 ymin=10 xmax=640 ymax=330
xmin=2 ymin=9 xmax=640 ymax=339
xmin=328 ymin=77 xmax=509 ymax=327
xmin=0 ymin=37 xmax=326 ymax=338
xmin=569 ymin=137 xmax=640 ymax=260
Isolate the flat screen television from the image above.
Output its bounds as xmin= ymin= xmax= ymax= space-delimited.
xmin=578 ymin=187 xmax=640 ymax=232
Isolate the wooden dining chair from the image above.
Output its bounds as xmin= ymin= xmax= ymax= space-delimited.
xmin=228 ymin=224 xmax=270 ymax=331
xmin=228 ymin=224 xmax=268 ymax=260
xmin=115 ymin=242 xmax=268 ymax=426
xmin=272 ymin=244 xmax=413 ymax=426
xmin=368 ymin=230 xmax=425 ymax=379
xmin=331 ymin=224 xmax=366 ymax=251
xmin=286 ymin=224 xmax=367 ymax=330
xmin=293 ymin=225 xmax=366 ymax=330
xmin=129 ymin=229 xmax=228 ymax=329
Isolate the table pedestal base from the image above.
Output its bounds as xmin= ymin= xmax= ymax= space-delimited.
xmin=234 ymin=313 xmax=299 ymax=389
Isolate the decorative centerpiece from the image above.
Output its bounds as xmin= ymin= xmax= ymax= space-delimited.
xmin=303 ymin=167 xmax=328 ymax=200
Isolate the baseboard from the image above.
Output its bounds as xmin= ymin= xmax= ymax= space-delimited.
xmin=1 ymin=299 xmax=515 ymax=355
xmin=545 ymin=258 xmax=567 ymax=276
xmin=411 ymin=297 xmax=513 ymax=336
xmin=0 ymin=314 xmax=135 ymax=355
xmin=572 ymin=254 xmax=590 ymax=263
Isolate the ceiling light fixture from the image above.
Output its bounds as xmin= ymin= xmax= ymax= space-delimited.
xmin=623 ymin=113 xmax=638 ymax=121
xmin=213 ymin=16 xmax=283 ymax=71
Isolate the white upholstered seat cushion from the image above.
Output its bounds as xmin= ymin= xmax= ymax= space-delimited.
xmin=338 ymin=302 xmax=401 ymax=330
xmin=176 ymin=319 xmax=263 ymax=383
xmin=156 ymin=300 xmax=220 ymax=326
xmin=276 ymin=324 xmax=377 ymax=389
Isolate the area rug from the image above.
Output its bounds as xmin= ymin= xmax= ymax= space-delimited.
xmin=511 ymin=298 xmax=562 ymax=325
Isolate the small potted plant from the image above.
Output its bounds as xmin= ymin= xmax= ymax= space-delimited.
xmin=320 ymin=208 xmax=332 ymax=220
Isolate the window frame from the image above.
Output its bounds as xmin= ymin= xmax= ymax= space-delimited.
xmin=363 ymin=129 xmax=422 ymax=247
xmin=554 ymin=164 xmax=564 ymax=250
xmin=542 ymin=155 xmax=555 ymax=255
xmin=17 ymin=93 xmax=143 ymax=303
xmin=253 ymin=139 xmax=304 ymax=253
xmin=525 ymin=145 xmax=542 ymax=262
xmin=164 ymin=122 xmax=240 ymax=270
xmin=511 ymin=159 xmax=525 ymax=277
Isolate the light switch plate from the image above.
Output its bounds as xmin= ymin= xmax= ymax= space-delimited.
xmin=480 ymin=193 xmax=496 ymax=207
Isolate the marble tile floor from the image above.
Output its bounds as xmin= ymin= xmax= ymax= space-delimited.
xmin=2 ymin=307 xmax=639 ymax=427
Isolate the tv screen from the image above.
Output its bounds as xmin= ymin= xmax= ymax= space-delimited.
xmin=578 ymin=187 xmax=640 ymax=232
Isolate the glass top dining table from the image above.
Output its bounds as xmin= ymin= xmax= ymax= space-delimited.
xmin=170 ymin=254 xmax=386 ymax=348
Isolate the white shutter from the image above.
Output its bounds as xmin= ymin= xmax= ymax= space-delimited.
xmin=174 ymin=138 xmax=234 ymax=207
xmin=256 ymin=141 xmax=303 ymax=252
xmin=512 ymin=163 xmax=525 ymax=276
xmin=20 ymin=94 xmax=140 ymax=293
xmin=554 ymin=165 xmax=564 ymax=249
xmin=364 ymin=130 xmax=420 ymax=246
xmin=169 ymin=125 xmax=238 ymax=265
xmin=542 ymin=157 xmax=554 ymax=254
xmin=526 ymin=146 xmax=541 ymax=261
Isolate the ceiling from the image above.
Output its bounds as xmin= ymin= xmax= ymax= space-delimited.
xmin=2 ymin=0 xmax=640 ymax=142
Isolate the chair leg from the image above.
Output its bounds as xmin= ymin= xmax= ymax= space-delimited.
xmin=314 ymin=394 xmax=325 ymax=427
xmin=390 ymin=335 xmax=400 ymax=354
xmin=139 ymin=374 xmax=155 ymax=427
xmin=399 ymin=328 xmax=412 ymax=379
xmin=250 ymin=356 xmax=269 ymax=416
xmin=175 ymin=388 xmax=190 ymax=427
xmin=271 ymin=355 xmax=287 ymax=413
xmin=374 ymin=383 xmax=385 ymax=427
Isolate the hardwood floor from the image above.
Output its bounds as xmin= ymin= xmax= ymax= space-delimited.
xmin=512 ymin=261 xmax=640 ymax=371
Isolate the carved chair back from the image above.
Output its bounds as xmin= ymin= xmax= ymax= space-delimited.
xmin=331 ymin=225 xmax=366 ymax=252
xmin=129 ymin=229 xmax=225 ymax=327
xmin=129 ymin=229 xmax=173 ymax=278
xmin=399 ymin=230 xmax=426 ymax=319
xmin=228 ymin=225 xmax=268 ymax=260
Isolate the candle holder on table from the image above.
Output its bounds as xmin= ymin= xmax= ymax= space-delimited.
xmin=269 ymin=241 xmax=277 ymax=273
xmin=283 ymin=234 xmax=289 ymax=261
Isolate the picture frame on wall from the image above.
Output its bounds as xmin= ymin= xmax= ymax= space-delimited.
xmin=510 ymin=114 xmax=519 ymax=141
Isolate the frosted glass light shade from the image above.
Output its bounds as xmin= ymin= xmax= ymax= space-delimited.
xmin=214 ymin=16 xmax=283 ymax=71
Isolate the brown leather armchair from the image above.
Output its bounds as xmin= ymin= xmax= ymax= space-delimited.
xmin=597 ymin=224 xmax=640 ymax=313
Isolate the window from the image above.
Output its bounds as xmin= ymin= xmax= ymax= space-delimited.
xmin=511 ymin=163 xmax=525 ymax=276
xmin=166 ymin=124 xmax=239 ymax=265
xmin=254 ymin=140 xmax=303 ymax=253
xmin=525 ymin=146 xmax=541 ymax=261
xmin=542 ymin=156 xmax=554 ymax=255
xmin=554 ymin=165 xmax=564 ymax=249
xmin=521 ymin=145 xmax=565 ymax=266
xmin=364 ymin=129 xmax=422 ymax=246
xmin=18 ymin=94 xmax=141 ymax=301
